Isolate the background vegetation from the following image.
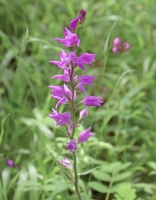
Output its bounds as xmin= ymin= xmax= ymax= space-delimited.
xmin=0 ymin=0 xmax=156 ymax=199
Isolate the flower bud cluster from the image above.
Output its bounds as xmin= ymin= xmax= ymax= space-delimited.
xmin=112 ymin=37 xmax=130 ymax=54
xmin=48 ymin=10 xmax=103 ymax=168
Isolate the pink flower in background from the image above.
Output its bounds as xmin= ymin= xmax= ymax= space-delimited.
xmin=123 ymin=42 xmax=130 ymax=51
xmin=6 ymin=159 xmax=19 ymax=169
xmin=6 ymin=159 xmax=14 ymax=167
xmin=112 ymin=37 xmax=130 ymax=54
xmin=54 ymin=27 xmax=80 ymax=47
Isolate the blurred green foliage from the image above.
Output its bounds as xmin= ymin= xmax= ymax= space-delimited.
xmin=0 ymin=0 xmax=156 ymax=199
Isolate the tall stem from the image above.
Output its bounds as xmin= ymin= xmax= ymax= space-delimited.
xmin=70 ymin=64 xmax=76 ymax=139
xmin=69 ymin=63 xmax=82 ymax=199
xmin=73 ymin=152 xmax=82 ymax=200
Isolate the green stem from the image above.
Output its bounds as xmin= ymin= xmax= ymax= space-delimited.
xmin=73 ymin=152 xmax=82 ymax=200
xmin=70 ymin=64 xmax=76 ymax=139
xmin=105 ymin=172 xmax=115 ymax=200
xmin=68 ymin=53 xmax=82 ymax=199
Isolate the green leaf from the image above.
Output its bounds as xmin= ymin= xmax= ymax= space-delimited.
xmin=148 ymin=161 xmax=156 ymax=171
xmin=133 ymin=183 xmax=156 ymax=194
xmin=100 ymin=162 xmax=131 ymax=174
xmin=63 ymin=171 xmax=73 ymax=181
xmin=28 ymin=165 xmax=38 ymax=200
xmin=92 ymin=170 xmax=111 ymax=182
xmin=0 ymin=114 xmax=10 ymax=146
xmin=100 ymin=162 xmax=122 ymax=173
xmin=114 ymin=184 xmax=137 ymax=200
xmin=113 ymin=171 xmax=132 ymax=182
xmin=78 ymin=166 xmax=99 ymax=176
xmin=88 ymin=182 xmax=108 ymax=193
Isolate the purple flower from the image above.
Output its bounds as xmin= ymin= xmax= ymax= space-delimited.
xmin=52 ymin=71 xmax=77 ymax=83
xmin=79 ymin=108 xmax=88 ymax=119
xmin=78 ymin=75 xmax=96 ymax=95
xmin=54 ymin=27 xmax=80 ymax=47
xmin=66 ymin=140 xmax=77 ymax=152
xmin=70 ymin=10 xmax=86 ymax=31
xmin=6 ymin=159 xmax=14 ymax=167
xmin=123 ymin=42 xmax=131 ymax=51
xmin=78 ymin=127 xmax=94 ymax=143
xmin=52 ymin=71 xmax=70 ymax=82
xmin=59 ymin=156 xmax=72 ymax=169
xmin=48 ymin=85 xmax=65 ymax=98
xmin=49 ymin=50 xmax=71 ymax=70
xmin=112 ymin=37 xmax=122 ymax=52
xmin=82 ymin=96 xmax=103 ymax=107
xmin=49 ymin=50 xmax=96 ymax=72
xmin=49 ymin=109 xmax=71 ymax=126
xmin=77 ymin=53 xmax=96 ymax=71
xmin=48 ymin=84 xmax=76 ymax=108
xmin=49 ymin=50 xmax=78 ymax=71
xmin=112 ymin=37 xmax=130 ymax=54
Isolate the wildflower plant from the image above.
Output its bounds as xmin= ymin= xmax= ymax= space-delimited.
xmin=48 ymin=10 xmax=103 ymax=199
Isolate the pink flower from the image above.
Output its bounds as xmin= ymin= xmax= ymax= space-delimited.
xmin=78 ymin=75 xmax=96 ymax=95
xmin=49 ymin=109 xmax=71 ymax=126
xmin=112 ymin=37 xmax=130 ymax=54
xmin=49 ymin=50 xmax=96 ymax=72
xmin=77 ymin=53 xmax=96 ymax=71
xmin=78 ymin=127 xmax=94 ymax=143
xmin=52 ymin=71 xmax=70 ymax=82
xmin=69 ymin=10 xmax=86 ymax=31
xmin=79 ymin=108 xmax=88 ymax=119
xmin=66 ymin=140 xmax=77 ymax=152
xmin=82 ymin=96 xmax=103 ymax=107
xmin=48 ymin=84 xmax=76 ymax=108
xmin=59 ymin=156 xmax=72 ymax=169
xmin=6 ymin=159 xmax=14 ymax=167
xmin=54 ymin=27 xmax=80 ymax=47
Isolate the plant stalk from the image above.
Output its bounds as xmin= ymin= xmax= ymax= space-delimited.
xmin=73 ymin=152 xmax=82 ymax=200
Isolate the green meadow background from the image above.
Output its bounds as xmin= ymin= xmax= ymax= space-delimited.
xmin=0 ymin=0 xmax=156 ymax=199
